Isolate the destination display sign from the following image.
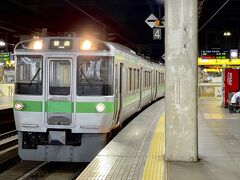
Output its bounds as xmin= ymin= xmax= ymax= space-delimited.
xmin=49 ymin=39 xmax=72 ymax=50
xmin=201 ymin=50 xmax=230 ymax=59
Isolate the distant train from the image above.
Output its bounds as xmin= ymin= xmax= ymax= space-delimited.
xmin=13 ymin=36 xmax=165 ymax=162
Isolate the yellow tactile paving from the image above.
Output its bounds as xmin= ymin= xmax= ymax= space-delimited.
xmin=142 ymin=114 xmax=165 ymax=180
xmin=204 ymin=113 xmax=240 ymax=120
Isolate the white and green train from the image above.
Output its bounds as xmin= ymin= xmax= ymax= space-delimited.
xmin=13 ymin=36 xmax=165 ymax=162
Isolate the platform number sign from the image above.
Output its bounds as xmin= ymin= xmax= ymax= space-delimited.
xmin=153 ymin=28 xmax=161 ymax=40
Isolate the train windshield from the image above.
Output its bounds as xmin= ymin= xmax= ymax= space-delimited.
xmin=77 ymin=56 xmax=113 ymax=96
xmin=15 ymin=56 xmax=43 ymax=95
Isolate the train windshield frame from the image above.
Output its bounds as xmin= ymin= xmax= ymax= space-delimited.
xmin=76 ymin=56 xmax=113 ymax=96
xmin=15 ymin=55 xmax=43 ymax=95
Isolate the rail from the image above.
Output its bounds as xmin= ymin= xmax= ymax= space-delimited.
xmin=17 ymin=161 xmax=49 ymax=180
xmin=0 ymin=130 xmax=17 ymax=140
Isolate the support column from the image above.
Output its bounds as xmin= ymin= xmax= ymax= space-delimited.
xmin=165 ymin=0 xmax=198 ymax=161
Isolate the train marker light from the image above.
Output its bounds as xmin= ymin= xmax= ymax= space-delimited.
xmin=0 ymin=40 xmax=6 ymax=47
xmin=15 ymin=102 xmax=24 ymax=111
xmin=81 ymin=40 xmax=92 ymax=50
xmin=33 ymin=40 xmax=43 ymax=50
xmin=96 ymin=103 xmax=105 ymax=113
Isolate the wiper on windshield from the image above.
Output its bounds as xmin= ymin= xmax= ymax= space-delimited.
xmin=28 ymin=68 xmax=41 ymax=87
xmin=80 ymin=66 xmax=93 ymax=88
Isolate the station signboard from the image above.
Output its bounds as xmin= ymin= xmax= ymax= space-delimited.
xmin=201 ymin=49 xmax=230 ymax=59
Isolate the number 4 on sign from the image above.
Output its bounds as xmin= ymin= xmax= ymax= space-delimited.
xmin=153 ymin=28 xmax=161 ymax=40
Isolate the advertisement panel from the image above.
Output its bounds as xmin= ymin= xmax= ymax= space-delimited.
xmin=223 ymin=68 xmax=240 ymax=107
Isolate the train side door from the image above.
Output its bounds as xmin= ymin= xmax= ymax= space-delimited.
xmin=45 ymin=58 xmax=73 ymax=127
xmin=138 ymin=68 xmax=143 ymax=110
xmin=114 ymin=62 xmax=122 ymax=125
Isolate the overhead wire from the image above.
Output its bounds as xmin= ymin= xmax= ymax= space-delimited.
xmin=199 ymin=0 xmax=230 ymax=32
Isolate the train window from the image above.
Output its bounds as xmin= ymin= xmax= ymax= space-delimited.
xmin=133 ymin=69 xmax=136 ymax=91
xmin=144 ymin=71 xmax=146 ymax=88
xmin=49 ymin=60 xmax=70 ymax=95
xmin=15 ymin=56 xmax=43 ymax=95
xmin=148 ymin=72 xmax=152 ymax=87
xmin=137 ymin=69 xmax=139 ymax=90
xmin=159 ymin=72 xmax=161 ymax=84
xmin=76 ymin=56 xmax=113 ymax=96
xmin=161 ymin=73 xmax=164 ymax=84
xmin=129 ymin=68 xmax=132 ymax=92
xmin=163 ymin=73 xmax=165 ymax=84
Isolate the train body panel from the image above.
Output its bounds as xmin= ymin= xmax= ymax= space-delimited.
xmin=13 ymin=37 xmax=165 ymax=162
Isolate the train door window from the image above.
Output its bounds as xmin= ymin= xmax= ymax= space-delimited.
xmin=146 ymin=71 xmax=148 ymax=88
xmin=15 ymin=56 xmax=43 ymax=95
xmin=159 ymin=73 xmax=161 ymax=84
xmin=143 ymin=71 xmax=145 ymax=88
xmin=149 ymin=72 xmax=151 ymax=87
xmin=133 ymin=69 xmax=136 ymax=91
xmin=137 ymin=69 xmax=140 ymax=90
xmin=129 ymin=68 xmax=132 ymax=92
xmin=161 ymin=73 xmax=163 ymax=84
xmin=163 ymin=73 xmax=165 ymax=84
xmin=49 ymin=60 xmax=70 ymax=95
xmin=77 ymin=56 xmax=113 ymax=96
xmin=155 ymin=71 xmax=157 ymax=87
xmin=160 ymin=73 xmax=162 ymax=84
xmin=126 ymin=68 xmax=128 ymax=93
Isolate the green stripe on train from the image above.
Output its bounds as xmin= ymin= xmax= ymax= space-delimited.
xmin=46 ymin=101 xmax=73 ymax=113
xmin=13 ymin=100 xmax=114 ymax=113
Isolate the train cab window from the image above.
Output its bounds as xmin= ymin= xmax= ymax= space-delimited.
xmin=49 ymin=60 xmax=70 ymax=95
xmin=77 ymin=56 xmax=113 ymax=96
xmin=15 ymin=56 xmax=43 ymax=95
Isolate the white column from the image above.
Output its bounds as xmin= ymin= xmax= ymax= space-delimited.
xmin=165 ymin=0 xmax=198 ymax=162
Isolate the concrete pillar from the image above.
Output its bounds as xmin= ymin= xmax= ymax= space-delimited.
xmin=165 ymin=0 xmax=198 ymax=162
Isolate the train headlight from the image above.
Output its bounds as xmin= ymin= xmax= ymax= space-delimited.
xmin=15 ymin=102 xmax=24 ymax=111
xmin=81 ymin=40 xmax=92 ymax=50
xmin=33 ymin=40 xmax=43 ymax=50
xmin=96 ymin=103 xmax=105 ymax=113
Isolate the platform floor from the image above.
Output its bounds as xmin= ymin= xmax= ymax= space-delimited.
xmin=0 ymin=96 xmax=13 ymax=110
xmin=168 ymin=98 xmax=240 ymax=180
xmin=77 ymin=98 xmax=240 ymax=180
xmin=77 ymin=99 xmax=165 ymax=180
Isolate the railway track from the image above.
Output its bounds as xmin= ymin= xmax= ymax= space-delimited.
xmin=16 ymin=161 xmax=88 ymax=180
xmin=0 ymin=130 xmax=19 ymax=173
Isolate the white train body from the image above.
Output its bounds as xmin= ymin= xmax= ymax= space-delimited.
xmin=13 ymin=37 xmax=165 ymax=162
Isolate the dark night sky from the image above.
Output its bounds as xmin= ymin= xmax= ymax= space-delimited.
xmin=0 ymin=0 xmax=239 ymax=61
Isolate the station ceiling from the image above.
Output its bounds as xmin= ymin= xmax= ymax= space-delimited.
xmin=0 ymin=0 xmax=239 ymax=62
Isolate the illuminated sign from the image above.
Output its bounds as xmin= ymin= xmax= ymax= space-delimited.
xmin=0 ymin=52 xmax=10 ymax=61
xmin=201 ymin=50 xmax=230 ymax=59
xmin=49 ymin=39 xmax=72 ymax=50
xmin=198 ymin=57 xmax=240 ymax=66
xmin=230 ymin=49 xmax=238 ymax=59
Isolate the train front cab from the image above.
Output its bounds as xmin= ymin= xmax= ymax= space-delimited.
xmin=14 ymin=39 xmax=116 ymax=162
